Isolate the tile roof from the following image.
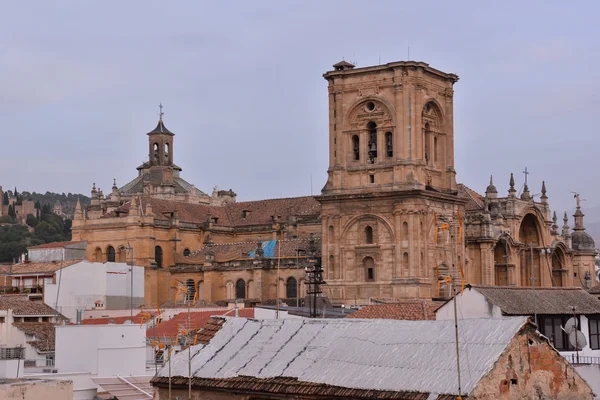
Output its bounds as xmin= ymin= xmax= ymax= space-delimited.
xmin=589 ymin=283 xmax=600 ymax=294
xmin=346 ymin=300 xmax=443 ymax=321
xmin=147 ymin=308 xmax=254 ymax=340
xmin=13 ymin=322 xmax=56 ymax=351
xmin=154 ymin=316 xmax=531 ymax=396
xmin=0 ymin=260 xmax=82 ymax=275
xmin=27 ymin=241 xmax=85 ymax=250
xmin=467 ymin=285 xmax=600 ymax=315
xmin=178 ymin=237 xmax=321 ymax=264
xmin=110 ymin=196 xmax=320 ymax=227
xmin=0 ymin=296 xmax=59 ymax=316
xmin=457 ymin=184 xmax=484 ymax=211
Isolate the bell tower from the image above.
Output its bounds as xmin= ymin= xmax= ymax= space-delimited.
xmin=319 ymin=60 xmax=466 ymax=304
xmin=148 ymin=104 xmax=174 ymax=167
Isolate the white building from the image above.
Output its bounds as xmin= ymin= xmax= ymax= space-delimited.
xmin=436 ymin=285 xmax=600 ymax=395
xmin=44 ymin=261 xmax=144 ymax=322
xmin=0 ymin=296 xmax=62 ymax=370
xmin=27 ymin=241 xmax=87 ymax=263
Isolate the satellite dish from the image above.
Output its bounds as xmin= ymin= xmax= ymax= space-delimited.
xmin=568 ymin=330 xmax=587 ymax=350
xmin=563 ymin=317 xmax=578 ymax=334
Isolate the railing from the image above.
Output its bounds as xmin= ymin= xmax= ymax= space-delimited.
xmin=0 ymin=347 xmax=24 ymax=360
xmin=567 ymin=354 xmax=600 ymax=365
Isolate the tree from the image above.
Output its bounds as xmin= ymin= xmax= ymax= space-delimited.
xmin=2 ymin=192 xmax=7 ymax=205
xmin=26 ymin=214 xmax=39 ymax=227
xmin=34 ymin=200 xmax=41 ymax=210
xmin=63 ymin=218 xmax=72 ymax=235
xmin=14 ymin=187 xmax=18 ymax=198
xmin=8 ymin=205 xmax=15 ymax=219
xmin=0 ymin=216 xmax=14 ymax=224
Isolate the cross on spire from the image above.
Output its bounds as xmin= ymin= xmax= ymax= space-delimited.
xmin=522 ymin=167 xmax=529 ymax=186
xmin=159 ymin=103 xmax=164 ymax=121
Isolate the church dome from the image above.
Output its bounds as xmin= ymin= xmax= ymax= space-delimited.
xmin=572 ymin=231 xmax=596 ymax=251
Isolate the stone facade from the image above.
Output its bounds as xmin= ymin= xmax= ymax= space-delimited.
xmin=0 ymin=186 xmax=35 ymax=225
xmin=73 ymin=60 xmax=597 ymax=307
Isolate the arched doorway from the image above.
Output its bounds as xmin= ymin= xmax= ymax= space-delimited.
xmin=235 ymin=279 xmax=246 ymax=300
xmin=286 ymin=277 xmax=298 ymax=299
xmin=363 ymin=257 xmax=375 ymax=282
xmin=494 ymin=240 xmax=510 ymax=286
xmin=552 ymin=248 xmax=566 ymax=287
xmin=93 ymin=247 xmax=102 ymax=262
xmin=519 ymin=214 xmax=541 ymax=287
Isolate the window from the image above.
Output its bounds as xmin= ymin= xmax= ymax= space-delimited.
xmin=94 ymin=247 xmax=102 ymax=262
xmin=364 ymin=257 xmax=375 ymax=281
xmin=328 ymin=225 xmax=334 ymax=243
xmin=107 ymin=246 xmax=116 ymax=262
xmin=590 ymin=317 xmax=600 ymax=350
xmin=352 ymin=135 xmax=360 ymax=161
xmin=153 ymin=143 xmax=159 ymax=163
xmin=235 ymin=279 xmax=246 ymax=299
xmin=385 ymin=132 xmax=393 ymax=157
xmin=155 ymin=246 xmax=163 ymax=268
xmin=0 ymin=317 xmax=5 ymax=323
xmin=365 ymin=226 xmax=374 ymax=244
xmin=369 ymin=174 xmax=375 ymax=183
xmin=367 ymin=121 xmax=377 ymax=163
xmin=183 ymin=248 xmax=191 ymax=257
xmin=539 ymin=316 xmax=578 ymax=351
xmin=186 ymin=279 xmax=196 ymax=301
xmin=434 ymin=136 xmax=438 ymax=164
xmin=329 ymin=255 xmax=335 ymax=279
xmin=403 ymin=222 xmax=409 ymax=236
xmin=286 ymin=277 xmax=298 ymax=299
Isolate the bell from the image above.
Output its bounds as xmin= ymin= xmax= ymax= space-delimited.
xmin=369 ymin=142 xmax=377 ymax=161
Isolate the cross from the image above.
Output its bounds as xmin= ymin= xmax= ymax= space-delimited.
xmin=522 ymin=167 xmax=529 ymax=186
xmin=159 ymin=103 xmax=164 ymax=121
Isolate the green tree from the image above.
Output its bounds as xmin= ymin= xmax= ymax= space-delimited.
xmin=8 ymin=205 xmax=15 ymax=219
xmin=26 ymin=214 xmax=39 ymax=227
xmin=0 ymin=215 xmax=14 ymax=224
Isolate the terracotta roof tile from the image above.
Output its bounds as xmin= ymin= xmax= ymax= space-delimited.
xmin=0 ymin=260 xmax=82 ymax=275
xmin=468 ymin=285 xmax=600 ymax=315
xmin=457 ymin=184 xmax=485 ymax=211
xmin=588 ymin=283 xmax=600 ymax=294
xmin=147 ymin=308 xmax=254 ymax=340
xmin=0 ymin=296 xmax=59 ymax=316
xmin=12 ymin=322 xmax=56 ymax=351
xmin=346 ymin=300 xmax=442 ymax=321
xmin=27 ymin=241 xmax=85 ymax=250
xmin=81 ymin=312 xmax=153 ymax=325
xmin=178 ymin=237 xmax=321 ymax=264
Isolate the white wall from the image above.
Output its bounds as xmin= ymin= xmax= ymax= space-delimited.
xmin=254 ymin=307 xmax=303 ymax=319
xmin=436 ymin=289 xmax=504 ymax=320
xmin=105 ymin=263 xmax=144 ymax=309
xmin=0 ymin=359 xmax=24 ymax=378
xmin=55 ymin=324 xmax=146 ymax=377
xmin=44 ymin=262 xmax=144 ymax=321
xmin=26 ymin=372 xmax=95 ymax=400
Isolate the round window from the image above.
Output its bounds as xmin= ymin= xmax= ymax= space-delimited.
xmin=366 ymin=102 xmax=375 ymax=112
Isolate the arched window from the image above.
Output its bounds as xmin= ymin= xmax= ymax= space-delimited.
xmin=367 ymin=121 xmax=377 ymax=163
xmin=328 ymin=226 xmax=334 ymax=244
xmin=385 ymin=132 xmax=393 ymax=157
xmin=364 ymin=257 xmax=375 ymax=281
xmin=93 ymin=247 xmax=102 ymax=263
xmin=519 ymin=214 xmax=541 ymax=287
xmin=352 ymin=135 xmax=360 ymax=161
xmin=365 ymin=226 xmax=374 ymax=244
xmin=403 ymin=222 xmax=409 ymax=236
xmin=164 ymin=143 xmax=170 ymax=163
xmin=235 ymin=279 xmax=246 ymax=300
xmin=422 ymin=102 xmax=442 ymax=166
xmin=286 ymin=277 xmax=298 ymax=299
xmin=434 ymin=136 xmax=438 ymax=164
xmin=424 ymin=123 xmax=431 ymax=165
xmin=155 ymin=246 xmax=163 ymax=268
xmin=494 ymin=240 xmax=509 ymax=286
xmin=183 ymin=248 xmax=191 ymax=257
xmin=153 ymin=143 xmax=159 ymax=163
xmin=552 ymin=248 xmax=565 ymax=287
xmin=402 ymin=252 xmax=409 ymax=273
xmin=107 ymin=246 xmax=116 ymax=263
xmin=186 ymin=279 xmax=196 ymax=301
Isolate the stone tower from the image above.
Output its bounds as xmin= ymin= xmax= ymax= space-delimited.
xmin=319 ymin=60 xmax=466 ymax=303
xmin=148 ymin=110 xmax=175 ymax=167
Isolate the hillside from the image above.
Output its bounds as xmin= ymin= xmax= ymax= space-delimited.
xmin=2 ymin=189 xmax=90 ymax=218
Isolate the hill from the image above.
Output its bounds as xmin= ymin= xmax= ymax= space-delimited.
xmin=2 ymin=189 xmax=90 ymax=218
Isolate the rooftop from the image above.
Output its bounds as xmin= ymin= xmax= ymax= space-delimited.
xmin=13 ymin=322 xmax=56 ymax=351
xmin=466 ymin=285 xmax=600 ymax=315
xmin=346 ymin=300 xmax=444 ymax=321
xmin=0 ymin=259 xmax=82 ymax=275
xmin=27 ymin=240 xmax=85 ymax=250
xmin=0 ymin=296 xmax=60 ymax=316
xmin=153 ymin=316 xmax=531 ymax=397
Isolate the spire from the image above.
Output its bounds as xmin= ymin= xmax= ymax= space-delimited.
xmin=562 ymin=211 xmax=571 ymax=237
xmin=508 ymin=173 xmax=516 ymax=197
xmin=551 ymin=210 xmax=559 ymax=236
xmin=540 ymin=181 xmax=548 ymax=204
xmin=485 ymin=175 xmax=498 ymax=198
xmin=520 ymin=182 xmax=531 ymax=201
xmin=74 ymin=198 xmax=83 ymax=220
xmin=573 ymin=193 xmax=585 ymax=231
xmin=91 ymin=183 xmax=97 ymax=196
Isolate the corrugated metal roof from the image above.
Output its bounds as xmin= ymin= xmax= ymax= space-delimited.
xmin=158 ymin=316 xmax=529 ymax=396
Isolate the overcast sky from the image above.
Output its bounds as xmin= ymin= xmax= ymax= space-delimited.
xmin=1 ymin=1 xmax=598 ymax=220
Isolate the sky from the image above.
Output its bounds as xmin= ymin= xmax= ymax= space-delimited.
xmin=1 ymin=1 xmax=598 ymax=224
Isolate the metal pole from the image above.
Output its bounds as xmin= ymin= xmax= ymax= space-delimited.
xmin=573 ymin=306 xmax=579 ymax=364
xmin=276 ymin=240 xmax=280 ymax=319
xmin=450 ymin=224 xmax=462 ymax=399
xmin=530 ymin=243 xmax=537 ymax=327
xmin=188 ymin=298 xmax=191 ymax=399
xmin=168 ymin=348 xmax=172 ymax=400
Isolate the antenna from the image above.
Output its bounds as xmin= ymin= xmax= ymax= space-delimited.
xmin=310 ymin=174 xmax=313 ymax=196
xmin=407 ymin=45 xmax=410 ymax=60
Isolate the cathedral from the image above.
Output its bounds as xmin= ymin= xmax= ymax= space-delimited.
xmin=71 ymin=60 xmax=596 ymax=307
